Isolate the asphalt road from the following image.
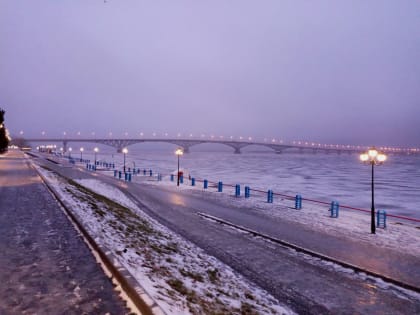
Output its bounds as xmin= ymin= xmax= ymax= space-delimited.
xmin=0 ymin=151 xmax=130 ymax=315
xmin=36 ymin=153 xmax=420 ymax=315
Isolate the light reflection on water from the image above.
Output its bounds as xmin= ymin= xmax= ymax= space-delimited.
xmin=82 ymin=148 xmax=420 ymax=219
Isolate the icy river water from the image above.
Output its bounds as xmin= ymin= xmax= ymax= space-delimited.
xmin=76 ymin=145 xmax=420 ymax=219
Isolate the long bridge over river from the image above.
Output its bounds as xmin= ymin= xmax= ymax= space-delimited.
xmin=21 ymin=137 xmax=419 ymax=155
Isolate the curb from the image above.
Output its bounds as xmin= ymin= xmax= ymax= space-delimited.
xmin=34 ymin=164 xmax=166 ymax=315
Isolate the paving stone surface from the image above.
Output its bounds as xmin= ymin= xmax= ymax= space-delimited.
xmin=0 ymin=151 xmax=130 ymax=315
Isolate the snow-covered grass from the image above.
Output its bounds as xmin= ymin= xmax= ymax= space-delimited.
xmin=35 ymin=164 xmax=294 ymax=315
xmin=142 ymin=175 xmax=420 ymax=256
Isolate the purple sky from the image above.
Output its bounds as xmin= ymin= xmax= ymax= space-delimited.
xmin=1 ymin=1 xmax=419 ymax=146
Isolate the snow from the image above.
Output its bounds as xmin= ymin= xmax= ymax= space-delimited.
xmin=35 ymin=164 xmax=294 ymax=315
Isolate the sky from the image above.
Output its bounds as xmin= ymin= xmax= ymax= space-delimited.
xmin=0 ymin=0 xmax=419 ymax=146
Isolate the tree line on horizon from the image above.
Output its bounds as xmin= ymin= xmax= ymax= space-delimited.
xmin=0 ymin=108 xmax=10 ymax=154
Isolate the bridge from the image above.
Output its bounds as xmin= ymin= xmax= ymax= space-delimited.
xmin=19 ymin=137 xmax=418 ymax=155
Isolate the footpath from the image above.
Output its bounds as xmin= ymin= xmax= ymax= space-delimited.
xmin=128 ymin=182 xmax=420 ymax=291
xmin=0 ymin=150 xmax=129 ymax=314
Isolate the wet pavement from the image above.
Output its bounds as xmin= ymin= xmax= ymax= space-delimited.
xmin=0 ymin=151 xmax=130 ymax=314
xmin=36 ymin=153 xmax=420 ymax=315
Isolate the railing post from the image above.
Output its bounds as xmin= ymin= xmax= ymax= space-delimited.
xmin=245 ymin=186 xmax=250 ymax=198
xmin=235 ymin=184 xmax=240 ymax=197
xmin=218 ymin=181 xmax=223 ymax=192
xmin=376 ymin=210 xmax=387 ymax=228
xmin=267 ymin=190 xmax=273 ymax=203
xmin=295 ymin=194 xmax=302 ymax=209
xmin=330 ymin=201 xmax=339 ymax=218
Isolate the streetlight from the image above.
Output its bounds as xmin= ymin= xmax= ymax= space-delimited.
xmin=80 ymin=147 xmax=84 ymax=161
xmin=175 ymin=148 xmax=183 ymax=186
xmin=94 ymin=147 xmax=99 ymax=166
xmin=122 ymin=148 xmax=128 ymax=173
xmin=360 ymin=147 xmax=387 ymax=234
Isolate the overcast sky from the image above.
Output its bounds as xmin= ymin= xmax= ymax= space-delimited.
xmin=1 ymin=0 xmax=419 ymax=146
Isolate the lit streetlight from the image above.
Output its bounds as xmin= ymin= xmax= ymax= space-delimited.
xmin=94 ymin=147 xmax=99 ymax=166
xmin=360 ymin=147 xmax=387 ymax=234
xmin=68 ymin=147 xmax=72 ymax=157
xmin=175 ymin=148 xmax=183 ymax=186
xmin=122 ymin=148 xmax=128 ymax=173
xmin=80 ymin=147 xmax=84 ymax=161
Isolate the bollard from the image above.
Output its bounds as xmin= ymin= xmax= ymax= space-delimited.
xmin=124 ymin=173 xmax=127 ymax=181
xmin=235 ymin=184 xmax=240 ymax=197
xmin=267 ymin=190 xmax=273 ymax=203
xmin=191 ymin=178 xmax=195 ymax=186
xmin=330 ymin=201 xmax=339 ymax=218
xmin=376 ymin=210 xmax=387 ymax=228
xmin=218 ymin=181 xmax=223 ymax=192
xmin=119 ymin=171 xmax=122 ymax=179
xmin=86 ymin=163 xmax=89 ymax=169
xmin=295 ymin=195 xmax=302 ymax=209
xmin=245 ymin=186 xmax=250 ymax=198
xmin=143 ymin=169 xmax=146 ymax=175
xmin=204 ymin=180 xmax=208 ymax=189
xmin=149 ymin=170 xmax=153 ymax=177
xmin=128 ymin=173 xmax=132 ymax=182
xmin=171 ymin=174 xmax=174 ymax=182
xmin=114 ymin=170 xmax=117 ymax=177
xmin=180 ymin=175 xmax=183 ymax=184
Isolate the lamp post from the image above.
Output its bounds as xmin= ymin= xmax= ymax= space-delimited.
xmin=175 ymin=148 xmax=183 ymax=186
xmin=94 ymin=147 xmax=99 ymax=166
xmin=360 ymin=147 xmax=387 ymax=234
xmin=80 ymin=147 xmax=84 ymax=162
xmin=122 ymin=148 xmax=128 ymax=173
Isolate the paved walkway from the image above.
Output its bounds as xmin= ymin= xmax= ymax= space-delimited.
xmin=0 ymin=151 xmax=129 ymax=314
